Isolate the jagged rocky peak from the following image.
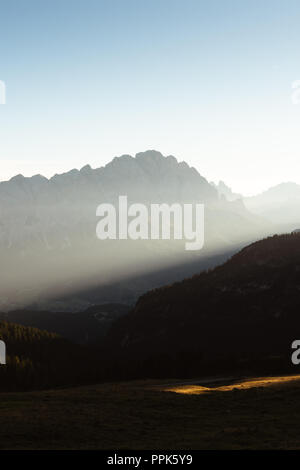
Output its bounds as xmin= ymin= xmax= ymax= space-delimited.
xmin=10 ymin=173 xmax=25 ymax=182
xmin=133 ymin=150 xmax=195 ymax=177
xmin=107 ymin=154 xmax=135 ymax=169
xmin=135 ymin=149 xmax=165 ymax=161
xmin=135 ymin=151 xmax=180 ymax=172
xmin=106 ymin=150 xmax=168 ymax=173
xmin=80 ymin=164 xmax=92 ymax=173
xmin=31 ymin=174 xmax=48 ymax=181
xmin=212 ymin=180 xmax=242 ymax=201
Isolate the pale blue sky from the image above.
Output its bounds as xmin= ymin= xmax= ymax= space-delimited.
xmin=0 ymin=0 xmax=300 ymax=194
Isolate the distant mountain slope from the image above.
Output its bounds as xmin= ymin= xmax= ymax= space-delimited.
xmin=244 ymin=182 xmax=300 ymax=225
xmin=2 ymin=303 xmax=130 ymax=344
xmin=211 ymin=180 xmax=242 ymax=201
xmin=106 ymin=233 xmax=300 ymax=378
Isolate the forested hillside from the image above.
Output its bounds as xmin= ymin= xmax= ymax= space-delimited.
xmin=106 ymin=233 xmax=300 ymax=378
xmin=0 ymin=321 xmax=103 ymax=391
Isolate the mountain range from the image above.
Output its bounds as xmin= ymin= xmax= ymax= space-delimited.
xmin=0 ymin=150 xmax=274 ymax=311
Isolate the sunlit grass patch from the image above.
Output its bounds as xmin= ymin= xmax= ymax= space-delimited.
xmin=162 ymin=374 xmax=300 ymax=395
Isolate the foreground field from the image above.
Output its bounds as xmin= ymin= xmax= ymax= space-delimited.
xmin=1 ymin=375 xmax=300 ymax=449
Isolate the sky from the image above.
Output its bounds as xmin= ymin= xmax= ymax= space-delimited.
xmin=0 ymin=0 xmax=300 ymax=195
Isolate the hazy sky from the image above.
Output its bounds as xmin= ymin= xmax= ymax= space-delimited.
xmin=1 ymin=0 xmax=300 ymax=195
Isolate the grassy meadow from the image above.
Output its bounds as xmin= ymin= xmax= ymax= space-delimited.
xmin=0 ymin=375 xmax=300 ymax=449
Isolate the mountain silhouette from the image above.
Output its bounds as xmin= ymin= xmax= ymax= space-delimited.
xmin=0 ymin=150 xmax=273 ymax=311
